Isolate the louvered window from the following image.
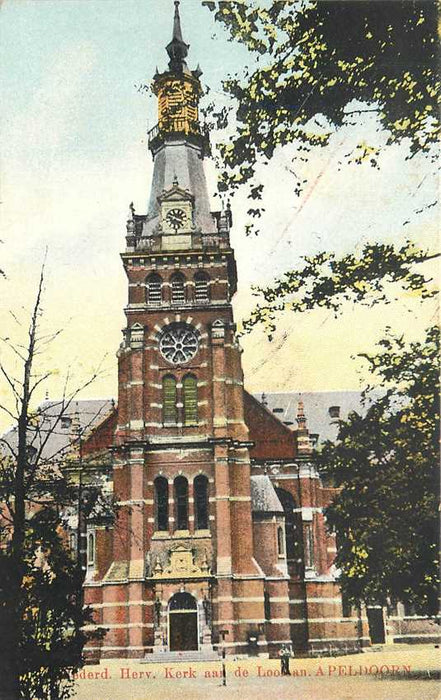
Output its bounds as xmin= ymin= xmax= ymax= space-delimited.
xmin=174 ymin=476 xmax=188 ymax=530
xmin=155 ymin=477 xmax=169 ymax=531
xmin=183 ymin=374 xmax=198 ymax=426
xmin=163 ymin=375 xmax=177 ymax=424
xmin=194 ymin=272 xmax=210 ymax=302
xmin=194 ymin=475 xmax=208 ymax=530
xmin=171 ymin=274 xmax=186 ymax=304
xmin=146 ymin=274 xmax=162 ymax=305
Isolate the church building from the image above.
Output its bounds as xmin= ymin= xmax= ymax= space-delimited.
xmin=82 ymin=1 xmax=371 ymax=660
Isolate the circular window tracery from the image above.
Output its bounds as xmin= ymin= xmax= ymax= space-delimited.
xmin=159 ymin=324 xmax=199 ymax=365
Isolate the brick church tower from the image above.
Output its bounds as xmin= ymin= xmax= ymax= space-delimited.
xmin=83 ymin=1 xmax=372 ymax=661
xmin=84 ymin=1 xmax=288 ymax=659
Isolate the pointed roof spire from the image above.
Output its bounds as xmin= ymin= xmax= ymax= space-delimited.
xmin=166 ymin=0 xmax=190 ymax=73
xmin=173 ymin=0 xmax=184 ymax=43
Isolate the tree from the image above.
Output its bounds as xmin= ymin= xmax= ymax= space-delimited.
xmin=4 ymin=511 xmax=93 ymax=700
xmin=203 ymin=0 xmax=439 ymax=316
xmin=0 ymin=267 xmax=104 ymax=700
xmin=205 ymin=0 xmax=438 ymax=189
xmin=203 ymin=0 xmax=440 ymax=619
xmin=242 ymin=240 xmax=439 ymax=339
xmin=317 ymin=325 xmax=439 ymax=615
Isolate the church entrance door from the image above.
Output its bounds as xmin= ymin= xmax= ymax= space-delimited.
xmin=168 ymin=592 xmax=199 ymax=651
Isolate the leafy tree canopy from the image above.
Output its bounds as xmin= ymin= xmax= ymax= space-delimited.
xmin=242 ymin=240 xmax=438 ymax=338
xmin=317 ymin=325 xmax=440 ymax=615
xmin=204 ymin=0 xmax=439 ymax=195
xmin=203 ymin=0 xmax=439 ymax=332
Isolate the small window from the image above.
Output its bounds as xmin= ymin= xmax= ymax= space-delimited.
xmin=87 ymin=532 xmax=95 ymax=566
xmin=171 ymin=273 xmax=186 ymax=303
xmin=277 ymin=526 xmax=285 ymax=557
xmin=183 ymin=374 xmax=198 ymax=426
xmin=60 ymin=416 xmax=72 ymax=430
xmin=174 ymin=476 xmax=188 ymax=530
xmin=194 ymin=474 xmax=208 ymax=530
xmin=194 ymin=272 xmax=210 ymax=302
xmin=146 ymin=274 xmax=162 ymax=305
xmin=305 ymin=524 xmax=314 ymax=568
xmin=69 ymin=532 xmax=77 ymax=552
xmin=155 ymin=477 xmax=169 ymax=531
xmin=163 ymin=375 xmax=177 ymax=424
xmin=264 ymin=590 xmax=271 ymax=621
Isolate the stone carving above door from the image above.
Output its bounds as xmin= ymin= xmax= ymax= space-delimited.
xmin=150 ymin=544 xmax=211 ymax=580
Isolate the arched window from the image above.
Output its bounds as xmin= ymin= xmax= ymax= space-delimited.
xmin=275 ymin=488 xmax=302 ymax=567
xmin=171 ymin=273 xmax=186 ymax=304
xmin=194 ymin=271 xmax=210 ymax=302
xmin=155 ymin=476 xmax=169 ymax=531
xmin=194 ymin=474 xmax=209 ymax=530
xmin=163 ymin=375 xmax=177 ymax=424
xmin=146 ymin=273 xmax=162 ymax=305
xmin=87 ymin=531 xmax=95 ymax=566
xmin=183 ymin=374 xmax=198 ymax=426
xmin=277 ymin=526 xmax=285 ymax=557
xmin=174 ymin=476 xmax=188 ymax=530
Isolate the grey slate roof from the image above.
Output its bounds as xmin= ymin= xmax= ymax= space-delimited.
xmin=144 ymin=141 xmax=216 ymax=236
xmin=253 ymin=391 xmax=365 ymax=444
xmin=250 ymin=475 xmax=283 ymax=513
xmin=2 ymin=399 xmax=114 ymax=463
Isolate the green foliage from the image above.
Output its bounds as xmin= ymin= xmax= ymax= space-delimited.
xmin=242 ymin=241 xmax=438 ymax=339
xmin=318 ymin=326 xmax=440 ymax=614
xmin=0 ymin=508 xmax=102 ymax=700
xmin=204 ymin=1 xmax=439 ymax=324
xmin=205 ymin=0 xmax=439 ymax=196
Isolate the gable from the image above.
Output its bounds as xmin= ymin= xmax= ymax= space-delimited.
xmin=158 ymin=184 xmax=194 ymax=203
xmin=82 ymin=408 xmax=117 ymax=457
xmin=243 ymin=390 xmax=297 ymax=461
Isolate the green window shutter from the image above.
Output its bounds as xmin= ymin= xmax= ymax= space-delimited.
xmin=163 ymin=375 xmax=177 ymax=423
xmin=183 ymin=374 xmax=197 ymax=425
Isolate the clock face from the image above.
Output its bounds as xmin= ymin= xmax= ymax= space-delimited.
xmin=165 ymin=208 xmax=186 ymax=232
xmin=159 ymin=324 xmax=199 ymax=365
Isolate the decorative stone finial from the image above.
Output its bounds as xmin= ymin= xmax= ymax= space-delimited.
xmin=296 ymin=399 xmax=307 ymax=430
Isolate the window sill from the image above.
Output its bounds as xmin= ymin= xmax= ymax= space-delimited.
xmin=151 ymin=530 xmax=211 ymax=540
xmin=194 ymin=529 xmax=211 ymax=538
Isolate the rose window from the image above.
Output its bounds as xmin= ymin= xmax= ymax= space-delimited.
xmin=159 ymin=324 xmax=199 ymax=365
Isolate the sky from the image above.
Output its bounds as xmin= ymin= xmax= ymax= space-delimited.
xmin=0 ymin=0 xmax=438 ymax=431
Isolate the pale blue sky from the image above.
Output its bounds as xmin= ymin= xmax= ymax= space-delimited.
xmin=0 ymin=1 xmax=438 ymax=426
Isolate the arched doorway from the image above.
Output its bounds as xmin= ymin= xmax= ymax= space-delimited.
xmin=168 ymin=592 xmax=199 ymax=651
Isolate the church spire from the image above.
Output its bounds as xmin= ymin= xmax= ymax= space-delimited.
xmin=166 ymin=0 xmax=189 ymax=73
